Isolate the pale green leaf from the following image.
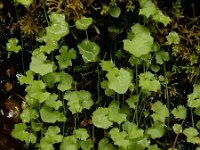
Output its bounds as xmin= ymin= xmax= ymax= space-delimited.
xmin=155 ymin=51 xmax=169 ymax=65
xmin=98 ymin=138 xmax=116 ymax=150
xmin=20 ymin=107 xmax=39 ymax=123
xmin=80 ymin=139 xmax=93 ymax=150
xmin=14 ymin=0 xmax=33 ymax=8
xmin=172 ymin=124 xmax=182 ymax=134
xmin=126 ymin=95 xmax=139 ymax=109
xmin=75 ymin=17 xmax=93 ymax=30
xmin=18 ymin=70 xmax=34 ymax=85
xmin=152 ymin=10 xmax=171 ymax=26
xmin=122 ymin=121 xmax=144 ymax=139
xmin=123 ymin=23 xmax=153 ymax=57
xmin=45 ymin=94 xmax=62 ymax=110
xmin=60 ymin=136 xmax=78 ymax=150
xmin=6 ymin=38 xmax=21 ymax=53
xmin=183 ymin=127 xmax=200 ymax=144
xmin=166 ymin=31 xmax=180 ymax=45
xmin=139 ymin=0 xmax=157 ymax=18
xmin=148 ymin=144 xmax=160 ymax=150
xmin=92 ymin=107 xmax=113 ymax=129
xmin=40 ymin=106 xmax=66 ymax=123
xmin=78 ymin=39 xmax=100 ymax=63
xmin=172 ymin=105 xmax=187 ymax=119
xmin=57 ymin=72 xmax=73 ymax=91
xmin=64 ymin=90 xmax=94 ymax=114
xmin=42 ymin=72 xmax=60 ymax=88
xmin=139 ymin=72 xmax=161 ymax=92
xmin=147 ymin=122 xmax=165 ymax=139
xmin=109 ymin=128 xmax=130 ymax=149
xmin=73 ymin=128 xmax=89 ymax=141
xmin=11 ymin=123 xmax=37 ymax=144
xmin=151 ymin=101 xmax=169 ymax=122
xmin=108 ymin=101 xmax=127 ymax=124
xmin=188 ymin=84 xmax=200 ymax=108
xmin=100 ymin=60 xmax=115 ymax=71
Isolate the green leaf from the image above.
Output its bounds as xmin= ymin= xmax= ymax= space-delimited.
xmin=98 ymin=138 xmax=116 ymax=150
xmin=148 ymin=144 xmax=160 ymax=150
xmin=73 ymin=128 xmax=89 ymax=141
xmin=44 ymin=94 xmax=62 ymax=110
xmin=42 ymin=72 xmax=60 ymax=88
xmin=18 ymin=70 xmax=34 ymax=85
xmin=152 ymin=10 xmax=171 ymax=26
xmin=155 ymin=51 xmax=169 ymax=65
xmin=108 ymin=101 xmax=127 ymax=124
xmin=109 ymin=128 xmax=130 ymax=149
xmin=75 ymin=17 xmax=93 ymax=30
xmin=80 ymin=139 xmax=93 ymax=150
xmin=57 ymin=72 xmax=73 ymax=91
xmin=60 ymin=136 xmax=78 ymax=150
xmin=187 ymin=84 xmax=200 ymax=108
xmin=14 ymin=0 xmax=33 ymax=8
xmin=109 ymin=6 xmax=121 ymax=18
xmin=139 ymin=0 xmax=157 ymax=18
xmin=126 ymin=95 xmax=139 ymax=109
xmin=172 ymin=105 xmax=187 ymax=120
xmin=122 ymin=121 xmax=144 ymax=139
xmin=123 ymin=23 xmax=154 ymax=57
xmin=20 ymin=107 xmax=39 ymax=123
xmin=30 ymin=52 xmax=57 ymax=76
xmin=11 ymin=123 xmax=37 ymax=144
xmin=147 ymin=122 xmax=165 ymax=139
xmin=64 ymin=90 xmax=94 ymax=114
xmin=39 ymin=38 xmax=59 ymax=54
xmin=100 ymin=60 xmax=115 ymax=71
xmin=40 ymin=105 xmax=66 ymax=123
xmin=56 ymin=46 xmax=76 ymax=70
xmin=139 ymin=71 xmax=161 ymax=92
xmin=46 ymin=12 xmax=69 ymax=41
xmin=183 ymin=127 xmax=200 ymax=144
xmin=92 ymin=107 xmax=113 ymax=129
xmin=151 ymin=101 xmax=169 ymax=122
xmin=78 ymin=39 xmax=100 ymax=63
xmin=172 ymin=124 xmax=182 ymax=134
xmin=194 ymin=107 xmax=200 ymax=116
xmin=6 ymin=38 xmax=21 ymax=53
xmin=106 ymin=68 xmax=132 ymax=94
xmin=166 ymin=31 xmax=180 ymax=45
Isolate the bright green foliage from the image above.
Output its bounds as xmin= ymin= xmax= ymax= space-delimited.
xmin=126 ymin=95 xmax=139 ymax=109
xmin=39 ymin=38 xmax=59 ymax=54
xmin=139 ymin=0 xmax=157 ymax=18
xmin=56 ymin=46 xmax=76 ymax=70
xmin=139 ymin=0 xmax=171 ymax=26
xmin=100 ymin=80 xmax=115 ymax=96
xmin=194 ymin=107 xmax=200 ymax=116
xmin=187 ymin=84 xmax=200 ymax=108
xmin=18 ymin=70 xmax=34 ymax=85
xmin=183 ymin=127 xmax=200 ymax=144
xmin=109 ymin=6 xmax=121 ymax=18
xmin=57 ymin=72 xmax=73 ymax=91
xmin=64 ymin=90 xmax=94 ymax=114
xmin=92 ymin=107 xmax=113 ymax=129
xmin=75 ymin=16 xmax=93 ymax=30
xmin=166 ymin=31 xmax=180 ymax=45
xmin=108 ymin=101 xmax=127 ymax=124
xmin=73 ymin=128 xmax=89 ymax=141
xmin=123 ymin=23 xmax=154 ymax=57
xmin=139 ymin=71 xmax=161 ymax=92
xmin=98 ymin=138 xmax=116 ymax=150
xmin=152 ymin=10 xmax=171 ymax=26
xmin=148 ymin=144 xmax=160 ymax=150
xmin=30 ymin=52 xmax=56 ymax=76
xmin=11 ymin=123 xmax=37 ymax=144
xmin=46 ymin=12 xmax=69 ymax=41
xmin=151 ymin=101 xmax=169 ymax=122
xmin=100 ymin=60 xmax=115 ymax=71
xmin=39 ymin=126 xmax=63 ymax=150
xmin=40 ymin=105 xmax=66 ymax=123
xmin=60 ymin=136 xmax=79 ymax=150
xmin=78 ymin=39 xmax=100 ymax=63
xmin=79 ymin=139 xmax=93 ymax=150
xmin=155 ymin=50 xmax=169 ymax=65
xmin=44 ymin=94 xmax=62 ymax=110
xmin=42 ymin=72 xmax=60 ymax=87
xmin=14 ymin=0 xmax=33 ymax=8
xmin=106 ymin=68 xmax=132 ymax=94
xmin=147 ymin=122 xmax=165 ymax=139
xmin=6 ymin=38 xmax=21 ymax=55
xmin=20 ymin=107 xmax=39 ymax=123
xmin=109 ymin=128 xmax=130 ymax=149
xmin=172 ymin=124 xmax=182 ymax=134
xmin=122 ymin=121 xmax=144 ymax=139
xmin=172 ymin=105 xmax=187 ymax=119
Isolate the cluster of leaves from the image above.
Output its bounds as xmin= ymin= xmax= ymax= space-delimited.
xmin=4 ymin=0 xmax=200 ymax=149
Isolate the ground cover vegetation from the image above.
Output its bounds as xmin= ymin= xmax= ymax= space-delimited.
xmin=0 ymin=0 xmax=200 ymax=149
